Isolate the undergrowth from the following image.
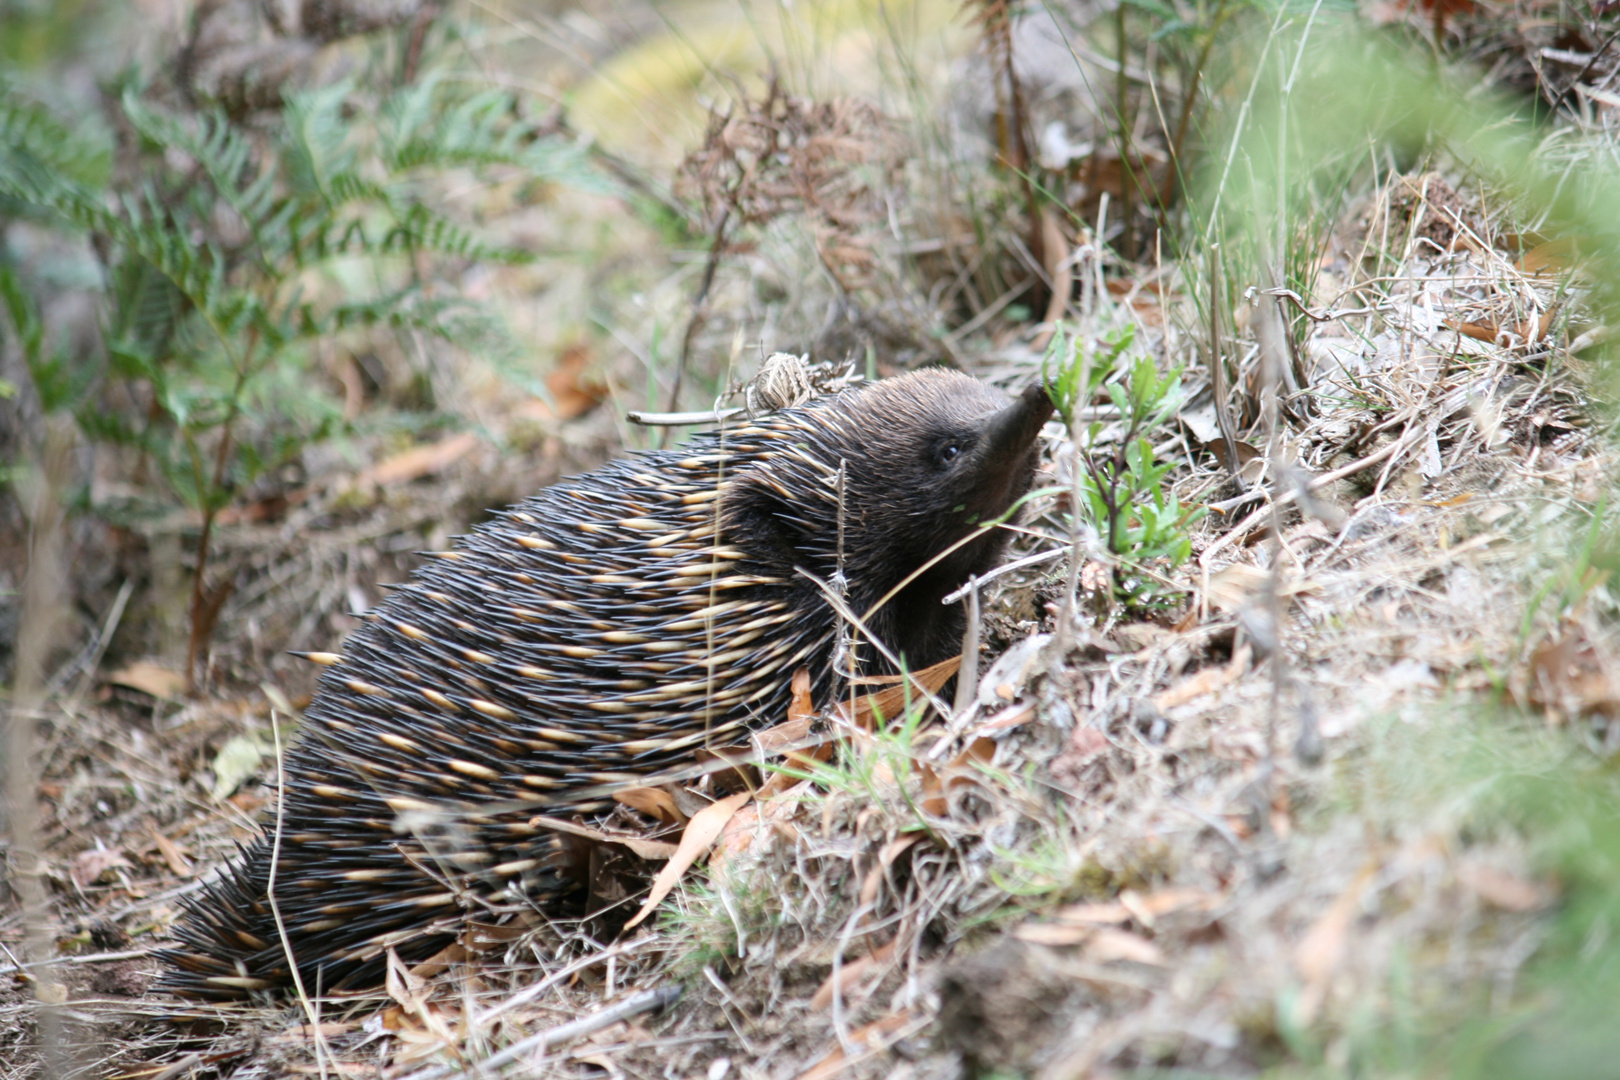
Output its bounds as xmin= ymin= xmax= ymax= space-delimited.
xmin=1 ymin=50 xmax=601 ymax=688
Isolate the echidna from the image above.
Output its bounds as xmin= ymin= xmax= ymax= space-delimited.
xmin=160 ymin=369 xmax=1052 ymax=999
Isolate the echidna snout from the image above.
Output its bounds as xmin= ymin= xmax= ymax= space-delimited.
xmin=158 ymin=368 xmax=1052 ymax=999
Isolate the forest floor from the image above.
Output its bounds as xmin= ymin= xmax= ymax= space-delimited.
xmin=3 ymin=1 xmax=1620 ymax=1078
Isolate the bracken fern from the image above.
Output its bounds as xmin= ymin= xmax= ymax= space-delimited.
xmin=0 ymin=69 xmax=604 ymax=689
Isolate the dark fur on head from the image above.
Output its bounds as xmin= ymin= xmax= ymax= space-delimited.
xmin=159 ymin=368 xmax=1052 ymax=999
xmin=729 ymin=373 xmax=1051 ymax=672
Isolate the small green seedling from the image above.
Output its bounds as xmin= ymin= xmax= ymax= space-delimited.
xmin=1043 ymin=323 xmax=1204 ymax=607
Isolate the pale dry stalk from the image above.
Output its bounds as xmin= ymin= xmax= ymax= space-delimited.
xmin=3 ymin=416 xmax=75 ymax=1073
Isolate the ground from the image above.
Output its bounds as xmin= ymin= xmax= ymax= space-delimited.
xmin=3 ymin=1 xmax=1620 ymax=1078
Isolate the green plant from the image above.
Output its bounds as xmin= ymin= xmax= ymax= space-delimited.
xmin=0 ymin=71 xmax=599 ymax=688
xmin=1043 ymin=322 xmax=1203 ymax=606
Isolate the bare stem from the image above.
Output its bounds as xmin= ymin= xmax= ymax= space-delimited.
xmin=5 ymin=417 xmax=74 ymax=1073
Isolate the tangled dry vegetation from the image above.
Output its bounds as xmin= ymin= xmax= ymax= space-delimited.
xmin=3 ymin=161 xmax=1610 ymax=1080
xmin=5 ymin=2 xmax=1620 ymax=1079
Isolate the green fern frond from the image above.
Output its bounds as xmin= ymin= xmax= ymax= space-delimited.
xmin=380 ymin=203 xmax=534 ymax=263
xmin=121 ymin=92 xmax=283 ymax=269
xmin=381 ymin=78 xmax=608 ymax=191
xmin=281 ymin=81 xmax=361 ymax=203
xmin=0 ymin=83 xmax=112 ymax=196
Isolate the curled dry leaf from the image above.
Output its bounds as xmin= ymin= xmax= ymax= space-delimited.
xmin=969 ymin=701 xmax=1036 ymax=737
xmin=538 ymin=342 xmax=608 ymax=421
xmin=1525 ymin=628 xmax=1620 ymax=719
xmin=758 ymin=668 xmax=833 ymax=797
xmin=528 ymin=814 xmax=678 ymax=862
xmin=386 ymin=947 xmax=433 ymax=1018
xmin=858 ymin=835 xmax=922 ymax=909
xmin=713 ymin=796 xmax=804 ymax=878
xmin=624 ymin=790 xmax=752 ymax=930
xmin=1152 ymin=662 xmax=1235 ymax=711
xmin=409 ymin=941 xmax=470 ymax=981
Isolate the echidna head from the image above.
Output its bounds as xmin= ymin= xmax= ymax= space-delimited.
xmin=839 ymin=370 xmax=1052 ymax=583
xmin=735 ymin=368 xmax=1053 ymax=671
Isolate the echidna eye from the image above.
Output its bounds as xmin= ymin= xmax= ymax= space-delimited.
xmin=938 ymin=443 xmax=961 ymax=465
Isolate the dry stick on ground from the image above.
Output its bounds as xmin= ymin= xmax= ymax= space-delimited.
xmin=1058 ymin=348 xmax=1096 ymax=657
xmin=1197 ymin=429 xmax=1425 ymax=615
xmin=1255 ymin=272 xmax=1291 ymax=782
xmin=1206 ymin=243 xmax=1246 ymax=489
xmin=5 ymin=418 xmax=74 ymax=1074
xmin=401 ymin=986 xmax=683 ymax=1080
xmin=953 ymin=579 xmax=982 ymax=716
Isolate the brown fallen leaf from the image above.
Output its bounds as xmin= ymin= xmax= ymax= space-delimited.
xmin=1518 ymin=236 xmax=1579 ymax=277
xmin=1295 ymin=863 xmax=1377 ymax=1022
xmin=528 ymin=814 xmax=678 ymax=861
xmin=788 ymin=664 xmax=816 ymax=722
xmin=386 ymin=948 xmax=433 ymax=1018
xmin=1013 ymin=922 xmax=1094 ymax=946
xmin=214 ymin=487 xmax=309 ymax=527
xmin=1117 ymin=886 xmax=1220 ymax=928
xmin=614 ymin=786 xmax=686 ymax=826
xmin=1457 ymin=861 xmax=1551 ymax=912
xmin=1087 ymin=928 xmax=1165 ymax=965
xmin=793 ymin=1011 xmax=916 ymax=1080
xmin=106 ymin=662 xmax=187 ymax=700
xmin=713 ymin=795 xmax=804 ymax=875
xmin=837 ymin=654 xmax=960 ymax=731
xmin=548 ymin=342 xmax=607 ymax=420
xmin=1525 ymin=628 xmax=1620 ymax=719
xmin=148 ymin=830 xmax=194 ymax=878
xmin=920 ymin=736 xmax=997 ymax=816
xmin=1051 ymin=900 xmax=1131 ymax=925
xmin=624 ymin=790 xmax=752 ymax=929
xmin=1153 ymin=664 xmax=1233 ymax=711
xmin=1448 ymin=308 xmax=1555 ymax=346
xmin=810 ymin=940 xmax=898 ymax=1011
xmin=713 ymin=802 xmax=763 ymax=863
xmin=758 ymin=669 xmax=837 ymax=797
xmin=72 ymin=847 xmax=130 ymax=888
xmin=409 ymin=941 xmax=470 ymax=981
xmin=358 ymin=432 xmax=478 ymax=488
xmin=969 ymin=701 xmax=1037 ymax=736
xmin=858 ymin=836 xmax=922 ymax=909
xmin=1204 ymin=437 xmax=1263 ymax=475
